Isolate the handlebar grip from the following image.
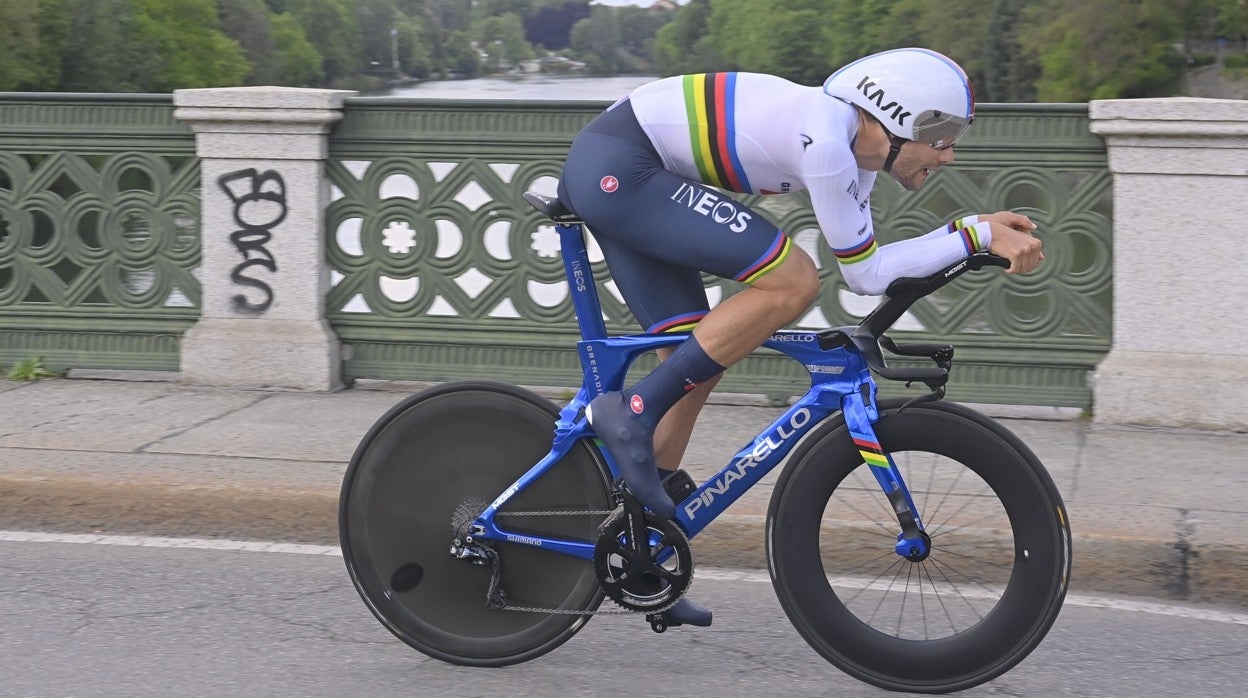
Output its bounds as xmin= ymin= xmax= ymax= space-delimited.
xmin=972 ymin=253 xmax=1011 ymax=270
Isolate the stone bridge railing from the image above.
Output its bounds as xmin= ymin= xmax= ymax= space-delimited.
xmin=1 ymin=88 xmax=1243 ymax=427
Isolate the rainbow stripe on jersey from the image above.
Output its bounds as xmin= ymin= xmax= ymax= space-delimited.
xmin=736 ymin=233 xmax=792 ymax=284
xmin=648 ymin=311 xmax=707 ymax=334
xmin=682 ymin=73 xmax=754 ymax=194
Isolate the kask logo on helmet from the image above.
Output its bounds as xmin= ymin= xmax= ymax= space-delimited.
xmin=856 ymin=75 xmax=912 ymax=127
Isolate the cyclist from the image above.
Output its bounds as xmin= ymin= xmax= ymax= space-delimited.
xmin=557 ymin=48 xmax=1043 ymax=627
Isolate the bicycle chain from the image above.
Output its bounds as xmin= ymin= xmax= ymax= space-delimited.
xmin=495 ymin=510 xmax=614 ymax=517
xmin=488 ymin=509 xmax=664 ymax=616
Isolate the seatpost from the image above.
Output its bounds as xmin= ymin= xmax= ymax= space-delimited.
xmin=556 ymin=222 xmax=608 ymax=341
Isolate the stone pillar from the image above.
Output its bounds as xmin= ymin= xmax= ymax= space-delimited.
xmin=174 ymin=87 xmax=354 ymax=390
xmin=1089 ymin=98 xmax=1248 ymax=430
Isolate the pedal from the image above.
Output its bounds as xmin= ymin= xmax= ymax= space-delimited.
xmin=661 ymin=469 xmax=696 ymax=502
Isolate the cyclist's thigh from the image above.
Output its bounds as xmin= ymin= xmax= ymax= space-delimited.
xmin=596 ymin=236 xmax=709 ymax=333
xmin=562 ymin=138 xmax=786 ymax=282
xmin=560 ymin=109 xmax=790 ymax=331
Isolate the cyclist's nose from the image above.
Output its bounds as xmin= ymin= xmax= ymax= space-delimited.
xmin=939 ymin=147 xmax=957 ymax=165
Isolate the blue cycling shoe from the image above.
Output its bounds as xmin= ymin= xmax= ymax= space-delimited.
xmin=664 ymin=596 xmax=713 ymax=627
xmin=586 ymin=391 xmax=676 ymax=519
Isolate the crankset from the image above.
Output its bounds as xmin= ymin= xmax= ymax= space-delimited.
xmin=592 ymin=486 xmax=693 ymax=613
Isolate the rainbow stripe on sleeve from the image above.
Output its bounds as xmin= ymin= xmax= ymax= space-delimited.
xmin=682 ymin=73 xmax=754 ymax=194
xmin=947 ymin=218 xmax=983 ymax=254
xmin=833 ymin=235 xmax=878 ymax=265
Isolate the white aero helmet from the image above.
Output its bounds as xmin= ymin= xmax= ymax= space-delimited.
xmin=823 ymin=47 xmax=975 ymax=150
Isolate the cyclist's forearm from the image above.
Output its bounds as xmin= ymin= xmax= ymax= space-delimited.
xmin=835 ymin=218 xmax=992 ymax=296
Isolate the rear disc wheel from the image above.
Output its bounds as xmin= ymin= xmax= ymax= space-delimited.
xmin=339 ymin=381 xmax=611 ymax=666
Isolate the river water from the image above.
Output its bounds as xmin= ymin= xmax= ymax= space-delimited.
xmin=376 ymin=74 xmax=657 ymax=101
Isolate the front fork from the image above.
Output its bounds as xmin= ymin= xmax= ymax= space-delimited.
xmin=842 ymin=387 xmax=931 ymax=561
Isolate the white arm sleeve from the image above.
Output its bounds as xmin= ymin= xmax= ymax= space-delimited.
xmin=806 ymin=159 xmax=992 ymax=296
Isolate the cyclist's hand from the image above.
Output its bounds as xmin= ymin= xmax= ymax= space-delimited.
xmin=980 ymin=211 xmax=1036 ymax=233
xmin=982 ymin=212 xmax=1042 ymax=273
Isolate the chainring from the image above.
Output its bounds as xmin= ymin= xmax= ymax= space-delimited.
xmin=592 ymin=506 xmax=693 ymax=613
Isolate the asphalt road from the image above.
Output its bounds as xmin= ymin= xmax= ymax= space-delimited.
xmin=3 ymin=533 xmax=1244 ymax=697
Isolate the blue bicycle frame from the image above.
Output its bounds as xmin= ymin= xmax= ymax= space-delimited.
xmin=469 ymin=222 xmax=927 ymax=562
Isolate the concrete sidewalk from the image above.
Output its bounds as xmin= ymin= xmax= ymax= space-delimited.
xmin=1 ymin=375 xmax=1244 ymax=607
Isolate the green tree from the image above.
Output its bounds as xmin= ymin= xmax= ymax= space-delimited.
xmin=1213 ymin=0 xmax=1248 ymax=41
xmin=1180 ymin=0 xmax=1248 ymax=44
xmin=875 ymin=0 xmax=995 ymax=95
xmin=429 ymin=0 xmax=473 ymax=32
xmin=477 ymin=12 xmax=534 ymax=70
xmin=707 ymin=0 xmax=834 ymax=84
xmin=822 ymin=0 xmax=898 ymax=69
xmin=131 ymin=0 xmax=250 ymax=90
xmin=476 ymin=0 xmax=533 ymax=19
xmin=570 ymin=6 xmax=623 ymax=74
xmin=57 ymin=0 xmax=159 ymax=91
xmin=0 ymin=0 xmax=47 ymax=90
xmin=286 ymin=0 xmax=362 ymax=85
xmin=1023 ymin=0 xmax=1186 ymax=100
xmin=981 ymin=0 xmax=1039 ymax=102
xmin=271 ymin=11 xmax=324 ymax=85
xmin=31 ymin=0 xmax=73 ymax=90
xmin=54 ymin=0 xmax=248 ymax=91
xmin=357 ymin=0 xmax=404 ymax=74
xmin=218 ymin=0 xmax=282 ymax=85
xmin=615 ymin=5 xmax=672 ymax=69
xmin=443 ymin=29 xmax=482 ymax=77
xmin=652 ymin=0 xmax=720 ymax=74
xmin=395 ymin=17 xmax=437 ymax=78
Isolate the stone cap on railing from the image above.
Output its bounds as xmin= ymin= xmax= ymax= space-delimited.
xmin=174 ymin=86 xmax=357 ymax=160
xmin=1090 ymin=97 xmax=1248 ymax=175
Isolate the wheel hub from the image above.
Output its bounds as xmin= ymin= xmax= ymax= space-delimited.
xmin=897 ymin=530 xmax=933 ymax=562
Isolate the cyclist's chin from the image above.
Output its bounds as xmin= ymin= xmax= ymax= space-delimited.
xmin=890 ymin=168 xmax=926 ymax=192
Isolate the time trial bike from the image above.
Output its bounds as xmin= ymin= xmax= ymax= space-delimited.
xmin=338 ymin=189 xmax=1073 ymax=694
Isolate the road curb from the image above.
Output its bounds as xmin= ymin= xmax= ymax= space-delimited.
xmin=4 ymin=475 xmax=1243 ymax=609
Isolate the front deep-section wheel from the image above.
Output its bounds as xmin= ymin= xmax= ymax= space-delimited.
xmin=339 ymin=381 xmax=612 ymax=666
xmin=767 ymin=399 xmax=1071 ymax=693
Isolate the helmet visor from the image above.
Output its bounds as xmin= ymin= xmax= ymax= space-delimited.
xmin=912 ymin=109 xmax=973 ymax=149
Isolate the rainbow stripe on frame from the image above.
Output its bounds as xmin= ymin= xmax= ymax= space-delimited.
xmin=853 ymin=435 xmax=892 ymax=469
xmin=682 ymin=73 xmax=754 ymax=194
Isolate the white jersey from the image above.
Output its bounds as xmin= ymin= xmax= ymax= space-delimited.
xmin=628 ymin=72 xmax=990 ymax=295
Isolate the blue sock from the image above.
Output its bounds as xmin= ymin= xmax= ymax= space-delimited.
xmin=625 ymin=334 xmax=724 ymax=430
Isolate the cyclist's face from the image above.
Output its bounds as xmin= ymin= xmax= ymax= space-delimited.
xmin=889 ymin=141 xmax=957 ymax=191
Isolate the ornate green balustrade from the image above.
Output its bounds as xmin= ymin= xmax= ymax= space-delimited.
xmin=0 ymin=94 xmax=1108 ymax=406
xmin=327 ymin=100 xmax=1110 ymax=406
xmin=0 ymin=94 xmax=200 ymax=372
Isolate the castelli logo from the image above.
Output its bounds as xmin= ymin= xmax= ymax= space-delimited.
xmin=600 ymin=175 xmax=619 ymax=193
xmin=629 ymin=394 xmax=644 ymax=414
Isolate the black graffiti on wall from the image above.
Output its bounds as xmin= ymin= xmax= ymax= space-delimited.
xmin=218 ymin=168 xmax=287 ymax=313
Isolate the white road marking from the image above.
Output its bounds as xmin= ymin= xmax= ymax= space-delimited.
xmin=4 ymin=530 xmax=1245 ymax=626
xmin=0 ymin=530 xmax=342 ymax=556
